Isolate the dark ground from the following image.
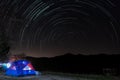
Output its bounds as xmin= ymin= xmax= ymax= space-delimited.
xmin=0 ymin=72 xmax=120 ymax=80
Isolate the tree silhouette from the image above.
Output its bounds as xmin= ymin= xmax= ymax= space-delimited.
xmin=0 ymin=25 xmax=10 ymax=62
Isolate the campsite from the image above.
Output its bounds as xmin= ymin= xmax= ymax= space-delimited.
xmin=0 ymin=0 xmax=120 ymax=80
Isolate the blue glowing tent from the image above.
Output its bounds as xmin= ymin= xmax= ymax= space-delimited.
xmin=5 ymin=60 xmax=36 ymax=76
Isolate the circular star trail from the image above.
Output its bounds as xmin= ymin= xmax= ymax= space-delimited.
xmin=0 ymin=0 xmax=120 ymax=57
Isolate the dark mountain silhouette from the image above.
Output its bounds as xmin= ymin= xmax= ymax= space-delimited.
xmin=26 ymin=53 xmax=120 ymax=75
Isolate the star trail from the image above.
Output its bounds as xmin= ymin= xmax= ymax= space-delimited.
xmin=0 ymin=0 xmax=120 ymax=57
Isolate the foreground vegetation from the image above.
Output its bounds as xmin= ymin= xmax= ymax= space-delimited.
xmin=0 ymin=71 xmax=119 ymax=80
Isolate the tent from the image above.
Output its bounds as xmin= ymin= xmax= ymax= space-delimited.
xmin=5 ymin=60 xmax=36 ymax=76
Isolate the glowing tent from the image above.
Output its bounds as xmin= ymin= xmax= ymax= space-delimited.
xmin=5 ymin=60 xmax=36 ymax=76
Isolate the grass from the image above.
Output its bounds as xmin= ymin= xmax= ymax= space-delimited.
xmin=42 ymin=71 xmax=118 ymax=80
xmin=0 ymin=71 xmax=119 ymax=80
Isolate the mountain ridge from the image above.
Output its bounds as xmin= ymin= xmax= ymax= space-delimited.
xmin=26 ymin=53 xmax=120 ymax=75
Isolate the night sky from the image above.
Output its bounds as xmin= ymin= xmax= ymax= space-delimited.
xmin=0 ymin=0 xmax=120 ymax=57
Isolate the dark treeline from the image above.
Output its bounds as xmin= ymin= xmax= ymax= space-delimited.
xmin=0 ymin=25 xmax=10 ymax=62
xmin=26 ymin=53 xmax=120 ymax=75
